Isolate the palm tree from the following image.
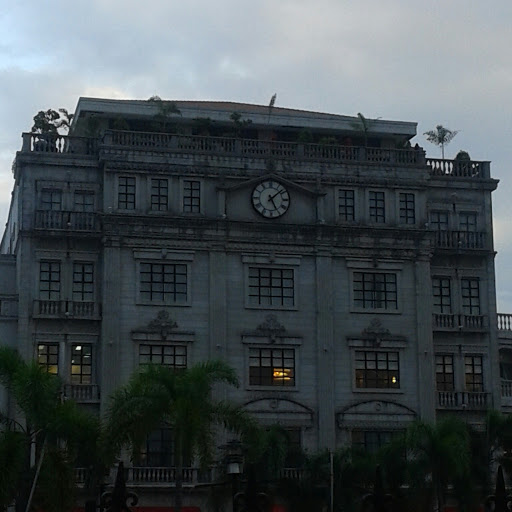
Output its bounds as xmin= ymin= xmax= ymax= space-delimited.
xmin=105 ymin=360 xmax=255 ymax=512
xmin=423 ymin=125 xmax=459 ymax=159
xmin=0 ymin=346 xmax=99 ymax=512
xmin=405 ymin=417 xmax=471 ymax=512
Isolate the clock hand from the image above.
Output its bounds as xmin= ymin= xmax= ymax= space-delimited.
xmin=269 ymin=193 xmax=278 ymax=208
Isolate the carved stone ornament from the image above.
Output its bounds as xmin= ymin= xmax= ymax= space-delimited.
xmin=362 ymin=319 xmax=391 ymax=346
xmin=256 ymin=314 xmax=286 ymax=342
xmin=147 ymin=310 xmax=178 ymax=340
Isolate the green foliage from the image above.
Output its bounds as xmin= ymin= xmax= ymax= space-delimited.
xmin=424 ymin=124 xmax=459 ymax=158
xmin=31 ymin=108 xmax=73 ymax=135
xmin=148 ymin=95 xmax=181 ymax=132
xmin=297 ymin=129 xmax=313 ymax=143
xmin=455 ymin=150 xmax=471 ymax=161
xmin=230 ymin=111 xmax=252 ymax=137
xmin=0 ymin=430 xmax=26 ymax=509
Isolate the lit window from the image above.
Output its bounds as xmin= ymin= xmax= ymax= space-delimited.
xmin=355 ymin=350 xmax=399 ymax=389
xmin=248 ymin=267 xmax=294 ymax=307
xmin=353 ymin=272 xmax=397 ymax=310
xmin=37 ymin=344 xmax=59 ymax=375
xmin=249 ymin=348 xmax=295 ymax=386
xmin=71 ymin=344 xmax=92 ymax=384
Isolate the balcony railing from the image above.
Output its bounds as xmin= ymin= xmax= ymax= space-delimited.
xmin=426 ymin=158 xmax=490 ymax=179
xmin=34 ymin=210 xmax=99 ymax=231
xmin=498 ymin=314 xmax=512 ymax=331
xmin=437 ymin=391 xmax=489 ymax=410
xmin=433 ymin=313 xmax=486 ymax=331
xmin=33 ymin=300 xmax=101 ymax=319
xmin=63 ymin=384 xmax=100 ymax=403
xmin=434 ymin=230 xmax=487 ymax=250
xmin=102 ymin=130 xmax=425 ymax=165
xmin=21 ymin=133 xmax=98 ymax=155
xmin=127 ymin=467 xmax=212 ymax=486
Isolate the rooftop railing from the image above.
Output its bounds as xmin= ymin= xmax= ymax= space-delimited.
xmin=20 ymin=131 xmax=490 ymax=178
xmin=434 ymin=230 xmax=488 ymax=250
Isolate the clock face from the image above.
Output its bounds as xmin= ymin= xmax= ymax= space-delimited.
xmin=252 ymin=181 xmax=290 ymax=218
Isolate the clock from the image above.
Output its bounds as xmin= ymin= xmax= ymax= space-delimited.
xmin=252 ymin=180 xmax=290 ymax=218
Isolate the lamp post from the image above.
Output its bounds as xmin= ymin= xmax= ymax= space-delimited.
xmin=225 ymin=440 xmax=244 ymax=512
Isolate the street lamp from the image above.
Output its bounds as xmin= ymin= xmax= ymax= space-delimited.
xmin=225 ymin=440 xmax=244 ymax=512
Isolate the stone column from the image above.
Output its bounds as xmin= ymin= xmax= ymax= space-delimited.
xmin=100 ymin=236 xmax=122 ymax=415
xmin=415 ymin=256 xmax=436 ymax=421
xmin=209 ymin=248 xmax=227 ymax=359
xmin=315 ymin=252 xmax=335 ymax=449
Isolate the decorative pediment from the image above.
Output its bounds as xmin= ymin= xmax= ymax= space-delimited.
xmin=362 ymin=319 xmax=391 ymax=340
xmin=338 ymin=400 xmax=416 ymax=428
xmin=242 ymin=315 xmax=302 ymax=345
xmin=347 ymin=319 xmax=406 ymax=348
xmin=132 ymin=310 xmax=194 ymax=342
xmin=243 ymin=398 xmax=314 ymax=426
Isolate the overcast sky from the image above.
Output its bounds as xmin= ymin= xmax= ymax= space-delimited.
xmin=1 ymin=0 xmax=511 ymax=310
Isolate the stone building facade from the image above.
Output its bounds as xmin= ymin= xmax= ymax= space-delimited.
xmin=1 ymin=98 xmax=510 ymax=506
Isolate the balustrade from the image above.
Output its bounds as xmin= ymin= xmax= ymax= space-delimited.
xmin=427 ymin=158 xmax=489 ymax=178
xmin=127 ymin=467 xmax=209 ymax=485
xmin=22 ymin=133 xmax=98 ymax=155
xmin=434 ymin=230 xmax=487 ymax=250
xmin=33 ymin=300 xmax=101 ymax=319
xmin=34 ymin=210 xmax=98 ymax=231
xmin=437 ymin=390 xmax=489 ymax=409
xmin=432 ymin=313 xmax=486 ymax=331
xmin=498 ymin=314 xmax=512 ymax=331
xmin=501 ymin=380 xmax=512 ymax=398
xmin=64 ymin=384 xmax=100 ymax=402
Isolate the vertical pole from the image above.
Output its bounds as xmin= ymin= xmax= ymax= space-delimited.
xmin=330 ymin=450 xmax=334 ymax=512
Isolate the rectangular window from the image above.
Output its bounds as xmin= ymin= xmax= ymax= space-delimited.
xmin=248 ymin=267 xmax=294 ymax=307
xmin=139 ymin=345 xmax=187 ymax=369
xmin=461 ymin=278 xmax=480 ymax=315
xmin=432 ymin=277 xmax=451 ymax=314
xmin=151 ymin=179 xmax=168 ymax=211
xmin=355 ymin=350 xmax=399 ymax=389
xmin=352 ymin=430 xmax=396 ymax=454
xmin=39 ymin=261 xmax=61 ymax=300
xmin=118 ymin=176 xmax=136 ymax=210
xmin=74 ymin=192 xmax=95 ymax=212
xmin=430 ymin=211 xmax=449 ymax=231
xmin=338 ymin=189 xmax=355 ymax=221
xmin=435 ymin=355 xmax=454 ymax=391
xmin=369 ymin=191 xmax=385 ymax=223
xmin=399 ymin=193 xmax=415 ymax=224
xmin=353 ymin=272 xmax=397 ymax=310
xmin=73 ymin=263 xmax=94 ymax=302
xmin=465 ymin=355 xmax=483 ymax=392
xmin=140 ymin=263 xmax=187 ymax=303
xmin=140 ymin=428 xmax=174 ymax=467
xmin=40 ymin=189 xmax=62 ymax=211
xmin=183 ymin=180 xmax=201 ymax=213
xmin=460 ymin=212 xmax=477 ymax=232
xmin=249 ymin=348 xmax=295 ymax=387
xmin=71 ymin=344 xmax=92 ymax=384
xmin=37 ymin=344 xmax=59 ymax=375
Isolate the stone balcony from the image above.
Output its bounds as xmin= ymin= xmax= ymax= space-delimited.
xmin=432 ymin=313 xmax=487 ymax=332
xmin=63 ymin=384 xmax=100 ymax=403
xmin=433 ymin=230 xmax=488 ymax=251
xmin=437 ymin=391 xmax=489 ymax=410
xmin=34 ymin=210 xmax=100 ymax=232
xmin=32 ymin=300 xmax=101 ymax=320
